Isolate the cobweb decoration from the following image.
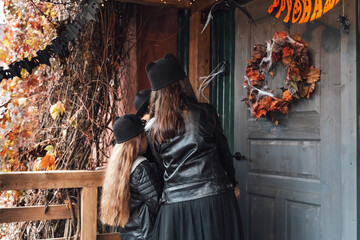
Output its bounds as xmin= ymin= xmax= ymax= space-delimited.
xmin=197 ymin=61 xmax=227 ymax=102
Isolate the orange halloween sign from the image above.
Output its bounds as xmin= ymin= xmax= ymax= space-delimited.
xmin=268 ymin=0 xmax=340 ymax=23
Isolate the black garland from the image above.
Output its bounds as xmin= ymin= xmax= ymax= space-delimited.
xmin=0 ymin=0 xmax=103 ymax=81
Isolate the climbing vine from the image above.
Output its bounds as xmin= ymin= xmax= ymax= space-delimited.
xmin=0 ymin=0 xmax=135 ymax=238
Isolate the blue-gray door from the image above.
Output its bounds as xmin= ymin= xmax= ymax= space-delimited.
xmin=233 ymin=1 xmax=358 ymax=239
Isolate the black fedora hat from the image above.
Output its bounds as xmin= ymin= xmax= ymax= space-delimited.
xmin=145 ymin=53 xmax=186 ymax=91
xmin=133 ymin=89 xmax=151 ymax=117
xmin=113 ymin=114 xmax=144 ymax=144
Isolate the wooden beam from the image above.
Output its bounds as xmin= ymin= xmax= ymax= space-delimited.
xmin=40 ymin=238 xmax=75 ymax=240
xmin=0 ymin=204 xmax=78 ymax=223
xmin=0 ymin=170 xmax=104 ymax=191
xmin=97 ymin=233 xmax=121 ymax=240
xmin=81 ymin=187 xmax=98 ymax=240
xmin=113 ymin=0 xmax=190 ymax=8
xmin=189 ymin=11 xmax=211 ymax=102
xmin=40 ymin=233 xmax=120 ymax=240
xmin=190 ymin=0 xmax=218 ymax=12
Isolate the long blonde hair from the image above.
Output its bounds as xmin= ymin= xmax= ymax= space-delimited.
xmin=100 ymin=132 xmax=145 ymax=227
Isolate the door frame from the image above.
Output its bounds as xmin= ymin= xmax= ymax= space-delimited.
xmin=340 ymin=0 xmax=358 ymax=238
xmin=357 ymin=0 xmax=360 ymax=238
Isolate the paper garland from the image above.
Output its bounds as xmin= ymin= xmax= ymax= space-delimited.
xmin=0 ymin=0 xmax=104 ymax=81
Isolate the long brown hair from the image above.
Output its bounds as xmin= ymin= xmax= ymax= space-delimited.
xmin=149 ymin=77 xmax=198 ymax=144
xmin=100 ymin=132 xmax=145 ymax=227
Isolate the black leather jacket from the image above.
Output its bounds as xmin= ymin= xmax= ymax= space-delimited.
xmin=118 ymin=159 xmax=161 ymax=240
xmin=148 ymin=103 xmax=237 ymax=204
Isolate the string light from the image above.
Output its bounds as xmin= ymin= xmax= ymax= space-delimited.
xmin=160 ymin=0 xmax=195 ymax=5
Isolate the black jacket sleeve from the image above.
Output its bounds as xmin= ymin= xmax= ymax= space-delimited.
xmin=131 ymin=161 xmax=162 ymax=215
xmin=211 ymin=105 xmax=238 ymax=186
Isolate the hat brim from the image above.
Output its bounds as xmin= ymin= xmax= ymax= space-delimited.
xmin=135 ymin=98 xmax=149 ymax=117
xmin=115 ymin=127 xmax=144 ymax=144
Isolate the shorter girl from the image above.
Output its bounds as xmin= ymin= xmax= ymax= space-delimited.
xmin=100 ymin=114 xmax=161 ymax=240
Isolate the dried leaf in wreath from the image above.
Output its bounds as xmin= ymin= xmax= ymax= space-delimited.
xmin=307 ymin=66 xmax=321 ymax=84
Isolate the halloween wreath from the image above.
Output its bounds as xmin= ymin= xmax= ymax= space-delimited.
xmin=243 ymin=31 xmax=321 ymax=123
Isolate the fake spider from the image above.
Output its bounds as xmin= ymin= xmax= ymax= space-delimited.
xmin=337 ymin=15 xmax=350 ymax=33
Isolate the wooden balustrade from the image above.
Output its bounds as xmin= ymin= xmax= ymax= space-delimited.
xmin=0 ymin=170 xmax=120 ymax=240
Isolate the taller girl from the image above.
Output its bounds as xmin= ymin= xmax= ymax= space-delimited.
xmin=146 ymin=53 xmax=244 ymax=240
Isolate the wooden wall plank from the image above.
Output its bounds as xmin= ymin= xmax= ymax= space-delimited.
xmin=0 ymin=204 xmax=78 ymax=223
xmin=80 ymin=187 xmax=98 ymax=240
xmin=189 ymin=11 xmax=210 ymax=102
xmin=0 ymin=170 xmax=104 ymax=191
xmin=97 ymin=233 xmax=121 ymax=240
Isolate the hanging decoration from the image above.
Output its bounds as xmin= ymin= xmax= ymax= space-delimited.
xmin=337 ymin=15 xmax=350 ymax=33
xmin=201 ymin=0 xmax=255 ymax=34
xmin=198 ymin=61 xmax=229 ymax=102
xmin=243 ymin=31 xmax=321 ymax=123
xmin=268 ymin=0 xmax=341 ymax=24
xmin=0 ymin=0 xmax=103 ymax=82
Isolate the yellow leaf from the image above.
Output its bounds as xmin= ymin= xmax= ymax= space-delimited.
xmin=44 ymin=145 xmax=54 ymax=155
xmin=47 ymin=164 xmax=56 ymax=171
xmin=21 ymin=68 xmax=29 ymax=78
xmin=50 ymin=101 xmax=65 ymax=120
xmin=70 ymin=116 xmax=77 ymax=128
xmin=33 ymin=158 xmax=42 ymax=171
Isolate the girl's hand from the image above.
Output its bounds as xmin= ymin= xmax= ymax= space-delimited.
xmin=234 ymin=186 xmax=241 ymax=199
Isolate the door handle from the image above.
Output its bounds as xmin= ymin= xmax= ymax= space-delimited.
xmin=233 ymin=152 xmax=246 ymax=161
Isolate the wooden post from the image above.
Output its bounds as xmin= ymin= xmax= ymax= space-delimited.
xmin=189 ymin=10 xmax=211 ymax=102
xmin=81 ymin=187 xmax=98 ymax=240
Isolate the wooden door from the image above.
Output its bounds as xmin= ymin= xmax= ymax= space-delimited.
xmin=233 ymin=1 xmax=357 ymax=239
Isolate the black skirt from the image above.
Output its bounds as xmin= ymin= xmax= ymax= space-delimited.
xmin=151 ymin=191 xmax=244 ymax=240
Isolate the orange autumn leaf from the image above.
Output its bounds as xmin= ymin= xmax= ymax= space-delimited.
xmin=255 ymin=109 xmax=267 ymax=119
xmin=258 ymin=96 xmax=273 ymax=109
xmin=307 ymin=84 xmax=316 ymax=98
xmin=307 ymin=66 xmax=321 ymax=84
xmin=282 ymin=106 xmax=289 ymax=114
xmin=274 ymin=31 xmax=288 ymax=40
xmin=246 ymin=67 xmax=265 ymax=85
xmin=282 ymin=57 xmax=291 ymax=65
xmin=282 ymin=90 xmax=293 ymax=102
xmin=306 ymin=66 xmax=321 ymax=98
xmin=269 ymin=100 xmax=280 ymax=111
xmin=40 ymin=155 xmax=55 ymax=169
xmin=291 ymin=33 xmax=309 ymax=47
xmin=282 ymin=46 xmax=294 ymax=58
xmin=291 ymin=33 xmax=302 ymax=42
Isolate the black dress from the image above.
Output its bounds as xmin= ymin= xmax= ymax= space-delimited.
xmin=148 ymin=103 xmax=244 ymax=240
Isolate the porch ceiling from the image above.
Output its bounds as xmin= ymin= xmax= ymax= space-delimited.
xmin=112 ymin=0 xmax=218 ymax=11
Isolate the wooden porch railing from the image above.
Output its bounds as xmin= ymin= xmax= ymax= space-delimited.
xmin=0 ymin=170 xmax=120 ymax=240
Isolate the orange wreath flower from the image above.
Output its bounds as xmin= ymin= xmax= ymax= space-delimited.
xmin=243 ymin=31 xmax=321 ymax=123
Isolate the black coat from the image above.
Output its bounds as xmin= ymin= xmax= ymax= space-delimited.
xmin=148 ymin=103 xmax=237 ymax=204
xmin=118 ymin=159 xmax=161 ymax=240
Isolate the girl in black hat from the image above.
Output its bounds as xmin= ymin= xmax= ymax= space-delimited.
xmin=146 ymin=54 xmax=244 ymax=240
xmin=134 ymin=89 xmax=151 ymax=121
xmin=100 ymin=114 xmax=161 ymax=240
